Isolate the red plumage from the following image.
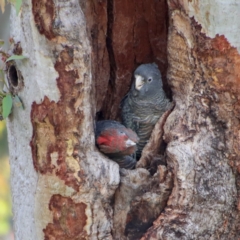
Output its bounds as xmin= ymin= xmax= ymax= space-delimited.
xmin=95 ymin=120 xmax=139 ymax=169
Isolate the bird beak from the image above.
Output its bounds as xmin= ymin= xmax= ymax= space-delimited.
xmin=125 ymin=139 xmax=136 ymax=147
xmin=135 ymin=75 xmax=144 ymax=90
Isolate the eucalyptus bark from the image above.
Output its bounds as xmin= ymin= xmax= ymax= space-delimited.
xmin=6 ymin=0 xmax=240 ymax=240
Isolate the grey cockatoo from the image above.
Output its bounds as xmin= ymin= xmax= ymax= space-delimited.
xmin=121 ymin=63 xmax=171 ymax=159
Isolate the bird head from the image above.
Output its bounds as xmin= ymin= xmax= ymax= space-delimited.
xmin=132 ymin=63 xmax=163 ymax=100
xmin=96 ymin=125 xmax=139 ymax=155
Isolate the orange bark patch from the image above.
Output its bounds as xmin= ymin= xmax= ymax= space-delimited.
xmin=30 ymin=47 xmax=84 ymax=191
xmin=192 ymin=20 xmax=240 ymax=166
xmin=32 ymin=0 xmax=55 ymax=40
xmin=43 ymin=195 xmax=87 ymax=240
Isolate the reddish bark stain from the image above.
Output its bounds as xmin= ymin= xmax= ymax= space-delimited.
xmin=32 ymin=0 xmax=55 ymax=40
xmin=30 ymin=47 xmax=84 ymax=191
xmin=211 ymin=35 xmax=231 ymax=52
xmin=12 ymin=42 xmax=23 ymax=55
xmin=43 ymin=195 xmax=87 ymax=240
xmin=168 ymin=0 xmax=185 ymax=11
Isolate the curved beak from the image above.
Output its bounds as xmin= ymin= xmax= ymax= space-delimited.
xmin=125 ymin=139 xmax=136 ymax=147
xmin=135 ymin=75 xmax=144 ymax=90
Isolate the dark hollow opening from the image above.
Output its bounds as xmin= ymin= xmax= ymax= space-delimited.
xmin=84 ymin=0 xmax=171 ymax=168
xmin=84 ymin=1 xmax=171 ymax=163
xmin=8 ymin=65 xmax=19 ymax=87
xmin=81 ymin=0 xmax=170 ymax=121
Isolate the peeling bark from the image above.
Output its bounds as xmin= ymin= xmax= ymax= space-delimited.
xmin=8 ymin=1 xmax=119 ymax=239
xmin=141 ymin=2 xmax=240 ymax=239
xmin=43 ymin=195 xmax=88 ymax=239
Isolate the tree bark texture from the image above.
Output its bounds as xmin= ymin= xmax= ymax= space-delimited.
xmin=6 ymin=0 xmax=240 ymax=239
xmin=142 ymin=1 xmax=240 ymax=239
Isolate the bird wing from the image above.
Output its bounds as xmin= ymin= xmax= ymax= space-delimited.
xmin=121 ymin=95 xmax=139 ymax=133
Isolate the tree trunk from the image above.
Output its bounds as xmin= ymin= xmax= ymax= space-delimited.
xmin=6 ymin=0 xmax=240 ymax=239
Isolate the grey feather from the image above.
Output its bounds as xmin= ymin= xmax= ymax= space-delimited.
xmin=113 ymin=156 xmax=136 ymax=169
xmin=121 ymin=63 xmax=171 ymax=158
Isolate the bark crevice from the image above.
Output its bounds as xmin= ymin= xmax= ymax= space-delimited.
xmin=83 ymin=0 xmax=172 ymax=239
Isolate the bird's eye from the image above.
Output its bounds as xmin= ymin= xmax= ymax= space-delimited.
xmin=148 ymin=78 xmax=152 ymax=82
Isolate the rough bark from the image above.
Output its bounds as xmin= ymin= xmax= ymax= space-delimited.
xmin=8 ymin=1 xmax=119 ymax=239
xmin=6 ymin=0 xmax=240 ymax=240
xmin=142 ymin=1 xmax=240 ymax=239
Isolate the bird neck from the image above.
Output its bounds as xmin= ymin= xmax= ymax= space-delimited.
xmin=131 ymin=88 xmax=166 ymax=102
